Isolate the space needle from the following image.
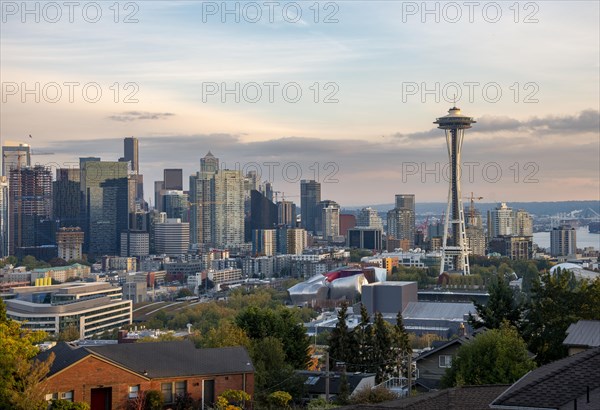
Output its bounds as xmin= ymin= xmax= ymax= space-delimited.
xmin=434 ymin=106 xmax=476 ymax=276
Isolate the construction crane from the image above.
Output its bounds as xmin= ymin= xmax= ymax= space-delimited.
xmin=273 ymin=191 xmax=299 ymax=203
xmin=463 ymin=192 xmax=483 ymax=220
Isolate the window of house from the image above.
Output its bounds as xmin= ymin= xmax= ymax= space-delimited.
xmin=45 ymin=393 xmax=58 ymax=401
xmin=60 ymin=391 xmax=74 ymax=401
xmin=439 ymin=355 xmax=452 ymax=368
xmin=161 ymin=383 xmax=173 ymax=403
xmin=175 ymin=381 xmax=187 ymax=397
xmin=129 ymin=385 xmax=140 ymax=399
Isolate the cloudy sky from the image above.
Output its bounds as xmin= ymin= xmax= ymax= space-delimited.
xmin=1 ymin=1 xmax=599 ymax=206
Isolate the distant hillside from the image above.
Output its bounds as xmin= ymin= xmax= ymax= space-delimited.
xmin=342 ymin=201 xmax=600 ymax=216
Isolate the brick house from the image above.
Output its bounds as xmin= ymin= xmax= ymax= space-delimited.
xmin=38 ymin=341 xmax=254 ymax=410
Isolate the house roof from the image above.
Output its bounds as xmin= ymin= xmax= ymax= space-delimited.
xmin=563 ymin=320 xmax=600 ymax=348
xmin=415 ymin=336 xmax=472 ymax=362
xmin=337 ymin=385 xmax=509 ymax=409
xmin=297 ymin=371 xmax=375 ymax=396
xmin=40 ymin=340 xmax=254 ymax=379
xmin=37 ymin=342 xmax=92 ymax=377
xmin=490 ymin=347 xmax=600 ymax=409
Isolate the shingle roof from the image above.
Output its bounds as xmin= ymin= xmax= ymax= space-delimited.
xmin=490 ymin=347 xmax=600 ymax=409
xmin=563 ymin=320 xmax=600 ymax=348
xmin=87 ymin=340 xmax=254 ymax=378
xmin=337 ymin=385 xmax=509 ymax=409
xmin=40 ymin=340 xmax=254 ymax=379
xmin=38 ymin=342 xmax=91 ymax=377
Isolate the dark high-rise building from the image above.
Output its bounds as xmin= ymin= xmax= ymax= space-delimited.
xmin=53 ymin=168 xmax=81 ymax=228
xmin=154 ymin=181 xmax=164 ymax=212
xmin=123 ymin=137 xmax=139 ymax=172
xmin=162 ymin=190 xmax=189 ymax=220
xmin=300 ymin=180 xmax=321 ymax=234
xmin=8 ymin=166 xmax=53 ymax=254
xmin=123 ymin=137 xmax=144 ymax=202
xmin=164 ymin=169 xmax=183 ymax=190
xmin=81 ymin=161 xmax=130 ymax=257
xmin=246 ymin=190 xmax=277 ymax=242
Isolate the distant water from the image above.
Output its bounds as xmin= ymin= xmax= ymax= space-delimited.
xmin=533 ymin=227 xmax=600 ymax=251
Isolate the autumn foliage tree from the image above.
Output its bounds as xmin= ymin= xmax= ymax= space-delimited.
xmin=0 ymin=300 xmax=55 ymax=409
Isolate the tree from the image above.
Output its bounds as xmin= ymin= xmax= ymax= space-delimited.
xmin=392 ymin=312 xmax=412 ymax=381
xmin=372 ymin=312 xmax=392 ymax=382
xmin=177 ymin=288 xmax=194 ymax=298
xmin=335 ymin=372 xmax=351 ymax=405
xmin=522 ymin=269 xmax=600 ymax=364
xmin=0 ymin=299 xmax=55 ymax=409
xmin=192 ymin=321 xmax=250 ymax=349
xmin=327 ymin=303 xmax=355 ymax=369
xmin=58 ymin=325 xmax=80 ymax=342
xmin=49 ymin=400 xmax=90 ymax=410
xmin=267 ymin=391 xmax=292 ymax=409
xmin=235 ymin=306 xmax=310 ymax=370
xmin=469 ymin=274 xmax=522 ymax=330
xmin=250 ymin=337 xmax=296 ymax=405
xmin=441 ymin=322 xmax=535 ymax=387
xmin=144 ymin=390 xmax=163 ymax=410
xmin=217 ymin=389 xmax=251 ymax=409
xmin=350 ymin=385 xmax=398 ymax=404
xmin=353 ymin=304 xmax=374 ymax=373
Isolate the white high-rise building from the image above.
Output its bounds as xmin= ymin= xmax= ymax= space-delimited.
xmin=213 ymin=169 xmax=244 ymax=248
xmin=322 ymin=204 xmax=340 ymax=240
xmin=488 ymin=203 xmax=515 ymax=238
xmin=550 ymin=226 xmax=577 ymax=257
xmin=387 ymin=208 xmax=415 ymax=246
xmin=155 ymin=218 xmax=190 ymax=256
xmin=514 ymin=209 xmax=533 ymax=236
xmin=0 ymin=176 xmax=8 ymax=257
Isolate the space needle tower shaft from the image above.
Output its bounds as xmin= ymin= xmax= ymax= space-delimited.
xmin=434 ymin=106 xmax=476 ymax=276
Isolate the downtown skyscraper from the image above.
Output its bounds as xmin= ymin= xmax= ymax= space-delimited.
xmin=300 ymin=180 xmax=321 ymax=234
xmin=8 ymin=165 xmax=53 ymax=256
xmin=80 ymin=160 xmax=130 ymax=257
xmin=190 ymin=152 xmax=244 ymax=249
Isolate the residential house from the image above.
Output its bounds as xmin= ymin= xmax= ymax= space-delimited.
xmin=414 ymin=336 xmax=473 ymax=391
xmin=563 ymin=320 xmax=600 ymax=356
xmin=38 ymin=340 xmax=254 ymax=410
xmin=490 ymin=347 xmax=600 ymax=409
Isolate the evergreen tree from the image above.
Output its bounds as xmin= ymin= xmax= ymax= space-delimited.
xmin=372 ymin=312 xmax=393 ymax=383
xmin=392 ymin=311 xmax=411 ymax=380
xmin=469 ymin=274 xmax=521 ymax=329
xmin=352 ymin=304 xmax=373 ymax=372
xmin=327 ymin=303 xmax=355 ymax=369
xmin=523 ymin=269 xmax=600 ymax=364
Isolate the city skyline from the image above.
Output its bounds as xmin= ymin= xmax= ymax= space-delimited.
xmin=1 ymin=2 xmax=599 ymax=204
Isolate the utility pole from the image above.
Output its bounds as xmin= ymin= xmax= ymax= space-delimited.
xmin=325 ymin=351 xmax=330 ymax=402
xmin=406 ymin=351 xmax=412 ymax=397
